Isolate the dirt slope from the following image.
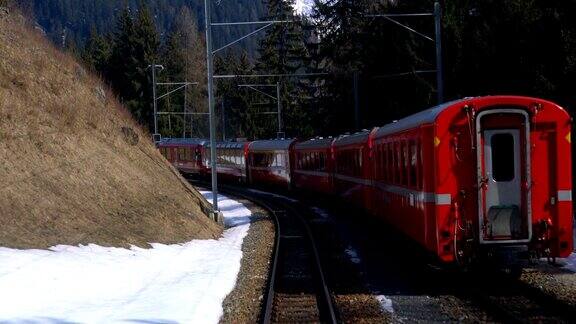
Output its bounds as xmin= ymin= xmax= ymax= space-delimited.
xmin=0 ymin=10 xmax=221 ymax=249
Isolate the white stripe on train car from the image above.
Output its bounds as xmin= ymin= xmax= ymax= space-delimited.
xmin=333 ymin=174 xmax=452 ymax=206
xmin=558 ymin=190 xmax=572 ymax=202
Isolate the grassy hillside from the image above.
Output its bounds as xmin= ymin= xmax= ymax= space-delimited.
xmin=0 ymin=9 xmax=221 ymax=249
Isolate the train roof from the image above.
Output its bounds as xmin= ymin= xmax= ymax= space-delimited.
xmin=333 ymin=128 xmax=377 ymax=147
xmin=157 ymin=138 xmax=207 ymax=146
xmin=249 ymin=139 xmax=296 ymax=151
xmin=294 ymin=137 xmax=335 ymax=150
xmin=374 ymin=98 xmax=465 ymax=138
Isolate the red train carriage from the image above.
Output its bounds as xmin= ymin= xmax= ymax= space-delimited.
xmin=332 ymin=129 xmax=378 ymax=209
xmin=247 ymin=139 xmax=297 ymax=191
xmin=205 ymin=142 xmax=250 ymax=183
xmin=369 ymin=96 xmax=572 ymax=264
xmin=157 ymin=138 xmax=208 ymax=176
xmin=293 ymin=137 xmax=335 ymax=195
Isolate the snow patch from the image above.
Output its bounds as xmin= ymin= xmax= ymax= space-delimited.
xmin=376 ymin=295 xmax=394 ymax=314
xmin=345 ymin=245 xmax=361 ymax=264
xmin=311 ymin=206 xmax=330 ymax=219
xmin=562 ymin=252 xmax=576 ymax=272
xmin=0 ymin=192 xmax=251 ymax=323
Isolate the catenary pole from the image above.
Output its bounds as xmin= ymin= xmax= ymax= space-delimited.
xmin=353 ymin=72 xmax=360 ymax=129
xmin=222 ymin=98 xmax=226 ymax=141
xmin=276 ymin=82 xmax=283 ymax=138
xmin=434 ymin=1 xmax=444 ymax=104
xmin=152 ymin=63 xmax=158 ymax=136
xmin=204 ymin=0 xmax=219 ymax=212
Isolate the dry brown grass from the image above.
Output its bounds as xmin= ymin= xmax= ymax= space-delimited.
xmin=0 ymin=11 xmax=222 ymax=249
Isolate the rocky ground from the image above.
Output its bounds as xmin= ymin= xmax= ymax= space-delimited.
xmin=520 ymin=261 xmax=576 ymax=306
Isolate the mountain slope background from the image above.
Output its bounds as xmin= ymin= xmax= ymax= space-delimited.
xmin=18 ymin=0 xmax=266 ymax=57
xmin=0 ymin=9 xmax=221 ymax=249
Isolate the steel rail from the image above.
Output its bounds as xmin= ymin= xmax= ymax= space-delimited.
xmin=217 ymin=185 xmax=338 ymax=324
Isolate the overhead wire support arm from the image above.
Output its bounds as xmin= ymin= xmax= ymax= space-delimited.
xmin=365 ymin=13 xmax=435 ymax=42
xmin=211 ymin=20 xmax=293 ymax=54
xmin=157 ymin=82 xmax=199 ymax=86
xmin=238 ymin=85 xmax=278 ymax=101
xmin=157 ymin=112 xmax=210 ymax=116
xmin=372 ymin=69 xmax=437 ymax=79
xmin=211 ymin=20 xmax=291 ymax=26
xmin=156 ymin=84 xmax=189 ymax=100
xmin=214 ymin=72 xmax=330 ymax=79
xmin=366 ymin=13 xmax=434 ymax=17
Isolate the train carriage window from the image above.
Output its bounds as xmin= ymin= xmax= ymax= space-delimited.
xmin=491 ymin=133 xmax=515 ymax=182
xmin=357 ymin=149 xmax=362 ymax=176
xmin=398 ymin=143 xmax=403 ymax=184
xmin=399 ymin=141 xmax=405 ymax=185
xmin=416 ymin=141 xmax=423 ymax=190
xmin=403 ymin=141 xmax=410 ymax=186
xmin=297 ymin=153 xmax=301 ymax=169
xmin=253 ymin=153 xmax=264 ymax=167
xmin=389 ymin=143 xmax=393 ymax=182
xmin=309 ymin=152 xmax=314 ymax=170
xmin=383 ymin=143 xmax=389 ymax=182
xmin=394 ymin=142 xmax=400 ymax=184
xmin=409 ymin=140 xmax=417 ymax=188
xmin=178 ymin=148 xmax=186 ymax=161
xmin=383 ymin=144 xmax=389 ymax=182
xmin=380 ymin=144 xmax=385 ymax=181
xmin=377 ymin=144 xmax=382 ymax=181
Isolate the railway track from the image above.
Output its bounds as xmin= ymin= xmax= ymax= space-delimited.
xmin=193 ymin=180 xmax=575 ymax=322
xmin=212 ymin=185 xmax=338 ymax=324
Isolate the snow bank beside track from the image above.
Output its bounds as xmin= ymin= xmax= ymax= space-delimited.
xmin=0 ymin=192 xmax=251 ymax=323
xmin=564 ymin=253 xmax=576 ymax=272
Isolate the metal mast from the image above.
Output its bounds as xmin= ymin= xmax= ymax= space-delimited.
xmin=204 ymin=0 xmax=219 ymax=213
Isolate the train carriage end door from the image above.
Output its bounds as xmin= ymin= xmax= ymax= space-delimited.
xmin=477 ymin=110 xmax=531 ymax=244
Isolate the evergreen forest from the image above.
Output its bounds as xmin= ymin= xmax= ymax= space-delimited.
xmin=13 ymin=0 xmax=576 ymax=141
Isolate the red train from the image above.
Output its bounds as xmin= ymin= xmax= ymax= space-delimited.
xmin=158 ymin=96 xmax=573 ymax=266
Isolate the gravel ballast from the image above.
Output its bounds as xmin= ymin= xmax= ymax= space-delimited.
xmin=219 ymin=198 xmax=275 ymax=323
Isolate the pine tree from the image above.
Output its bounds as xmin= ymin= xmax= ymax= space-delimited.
xmin=216 ymin=51 xmax=256 ymax=140
xmin=107 ymin=4 xmax=160 ymax=131
xmin=82 ymin=27 xmax=112 ymax=76
xmin=108 ymin=6 xmax=137 ymax=102
xmin=160 ymin=6 xmax=207 ymax=138
xmin=132 ymin=4 xmax=160 ymax=131
xmin=255 ymin=0 xmax=314 ymax=139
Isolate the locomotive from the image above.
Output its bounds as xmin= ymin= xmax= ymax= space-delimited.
xmin=158 ymin=96 xmax=573 ymax=266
